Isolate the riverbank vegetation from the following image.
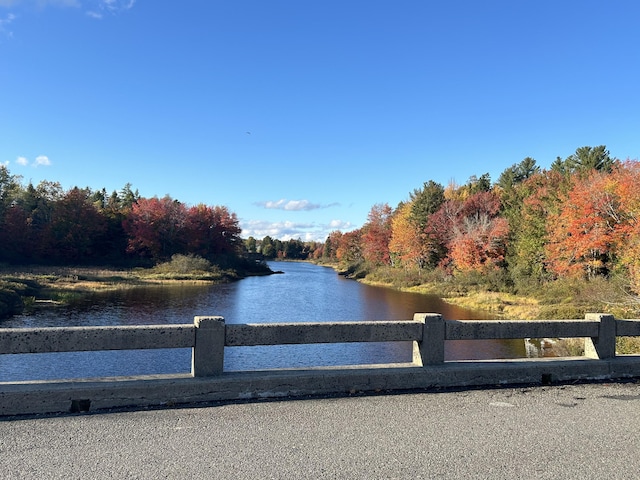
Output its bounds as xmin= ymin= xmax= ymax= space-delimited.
xmin=0 ymin=164 xmax=271 ymax=317
xmin=0 ymin=254 xmax=269 ymax=318
xmin=4 ymin=145 xmax=640 ymax=328
xmin=316 ymin=146 xmax=640 ymax=323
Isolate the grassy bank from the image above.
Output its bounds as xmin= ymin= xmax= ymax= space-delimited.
xmin=323 ymin=261 xmax=640 ymax=354
xmin=350 ymin=264 xmax=640 ymax=320
xmin=0 ymin=254 xmax=273 ymax=319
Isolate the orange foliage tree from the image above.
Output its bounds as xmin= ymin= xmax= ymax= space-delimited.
xmin=389 ymin=202 xmax=423 ymax=268
xmin=546 ymin=170 xmax=625 ymax=278
xmin=335 ymin=229 xmax=363 ymax=264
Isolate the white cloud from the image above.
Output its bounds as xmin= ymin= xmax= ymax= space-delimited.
xmin=241 ymin=219 xmax=311 ymax=239
xmin=0 ymin=12 xmax=16 ymax=37
xmin=34 ymin=154 xmax=51 ymax=166
xmin=13 ymin=155 xmax=52 ymax=167
xmin=240 ymin=218 xmax=354 ymax=242
xmin=86 ymin=0 xmax=135 ymax=19
xmin=256 ymin=199 xmax=339 ymax=211
xmin=329 ymin=219 xmax=353 ymax=230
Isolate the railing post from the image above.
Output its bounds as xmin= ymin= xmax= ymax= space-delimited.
xmin=415 ymin=313 xmax=445 ymax=365
xmin=191 ymin=316 xmax=225 ymax=377
xmin=584 ymin=313 xmax=616 ymax=359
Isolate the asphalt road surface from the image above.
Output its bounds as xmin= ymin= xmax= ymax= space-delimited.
xmin=2 ymin=381 xmax=640 ymax=479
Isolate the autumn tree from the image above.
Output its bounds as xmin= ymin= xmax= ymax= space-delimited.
xmin=185 ymin=204 xmax=242 ymax=257
xmin=544 ymin=160 xmax=640 ymax=285
xmin=420 ymin=188 xmax=509 ymax=274
xmin=335 ymin=229 xmax=363 ymax=264
xmin=612 ymin=161 xmax=640 ymax=291
xmin=389 ymin=202 xmax=423 ymax=268
xmin=47 ymin=187 xmax=109 ymax=261
xmin=0 ymin=202 xmax=30 ymax=263
xmin=406 ymin=180 xmax=446 ymax=268
xmin=361 ymin=203 xmax=393 ymax=266
xmin=124 ymin=195 xmax=188 ymax=260
xmin=501 ymin=168 xmax=573 ymax=286
xmin=448 ymin=191 xmax=509 ymax=273
xmin=545 ymin=170 xmax=623 ymax=278
xmin=424 ymin=197 xmax=464 ymax=270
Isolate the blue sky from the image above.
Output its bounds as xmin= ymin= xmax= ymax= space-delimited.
xmin=1 ymin=1 xmax=639 ymax=242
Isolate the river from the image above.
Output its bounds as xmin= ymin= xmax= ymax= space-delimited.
xmin=0 ymin=262 xmax=526 ymax=381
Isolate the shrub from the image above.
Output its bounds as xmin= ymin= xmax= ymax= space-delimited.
xmin=153 ymin=254 xmax=213 ymax=274
xmin=0 ymin=281 xmax=26 ymax=318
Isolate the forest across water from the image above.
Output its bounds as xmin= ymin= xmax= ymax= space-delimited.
xmin=2 ymin=146 xmax=640 ymax=351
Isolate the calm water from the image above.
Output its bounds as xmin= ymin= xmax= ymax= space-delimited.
xmin=0 ymin=262 xmax=525 ymax=381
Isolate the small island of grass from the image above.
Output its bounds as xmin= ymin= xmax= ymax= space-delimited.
xmin=0 ymin=254 xmax=274 ymax=319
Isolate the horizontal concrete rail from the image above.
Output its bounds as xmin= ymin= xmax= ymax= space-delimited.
xmin=444 ymin=319 xmax=600 ymax=340
xmin=225 ymin=321 xmax=423 ymax=346
xmin=0 ymin=324 xmax=195 ymax=354
xmin=615 ymin=319 xmax=640 ymax=336
xmin=2 ymin=313 xmax=640 ymax=416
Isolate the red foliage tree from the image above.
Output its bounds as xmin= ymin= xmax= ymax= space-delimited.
xmin=335 ymin=229 xmax=363 ymax=264
xmin=124 ymin=196 xmax=188 ymax=260
xmin=185 ymin=204 xmax=242 ymax=256
xmin=0 ymin=205 xmax=31 ymax=261
xmin=47 ymin=187 xmax=108 ymax=261
xmin=361 ymin=203 xmax=393 ymax=266
xmin=448 ymin=214 xmax=509 ymax=272
xmin=426 ymin=191 xmax=508 ymax=273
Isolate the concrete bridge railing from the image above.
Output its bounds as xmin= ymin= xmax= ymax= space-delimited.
xmin=1 ymin=313 xmax=640 ymax=416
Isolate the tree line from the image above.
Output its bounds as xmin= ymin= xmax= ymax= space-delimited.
xmin=322 ymin=146 xmax=640 ymax=296
xmin=3 ymin=144 xmax=639 ymax=300
xmin=243 ymin=236 xmax=323 ymax=261
xmin=0 ymin=167 xmax=242 ymax=266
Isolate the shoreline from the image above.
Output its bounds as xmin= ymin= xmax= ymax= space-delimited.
xmin=0 ymin=265 xmax=273 ymax=319
xmin=358 ymin=277 xmax=542 ymax=319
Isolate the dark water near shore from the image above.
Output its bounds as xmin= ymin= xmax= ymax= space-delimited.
xmin=0 ymin=262 xmax=525 ymax=381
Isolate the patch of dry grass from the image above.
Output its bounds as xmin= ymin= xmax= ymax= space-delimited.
xmin=441 ymin=291 xmax=541 ymax=319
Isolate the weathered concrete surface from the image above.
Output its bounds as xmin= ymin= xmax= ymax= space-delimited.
xmin=445 ymin=318 xmax=600 ymax=339
xmin=3 ymin=357 xmax=640 ymax=416
xmin=225 ymin=320 xmax=423 ymax=346
xmin=2 ymin=382 xmax=640 ymax=479
xmin=0 ymin=324 xmax=195 ymax=354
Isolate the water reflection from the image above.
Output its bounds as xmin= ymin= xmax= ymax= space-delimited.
xmin=0 ymin=262 xmax=525 ymax=381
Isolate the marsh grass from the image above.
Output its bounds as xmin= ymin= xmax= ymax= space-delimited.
xmin=0 ymin=256 xmax=244 ymax=318
xmin=357 ymin=264 xmax=640 ymax=321
xmin=616 ymin=336 xmax=640 ymax=354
